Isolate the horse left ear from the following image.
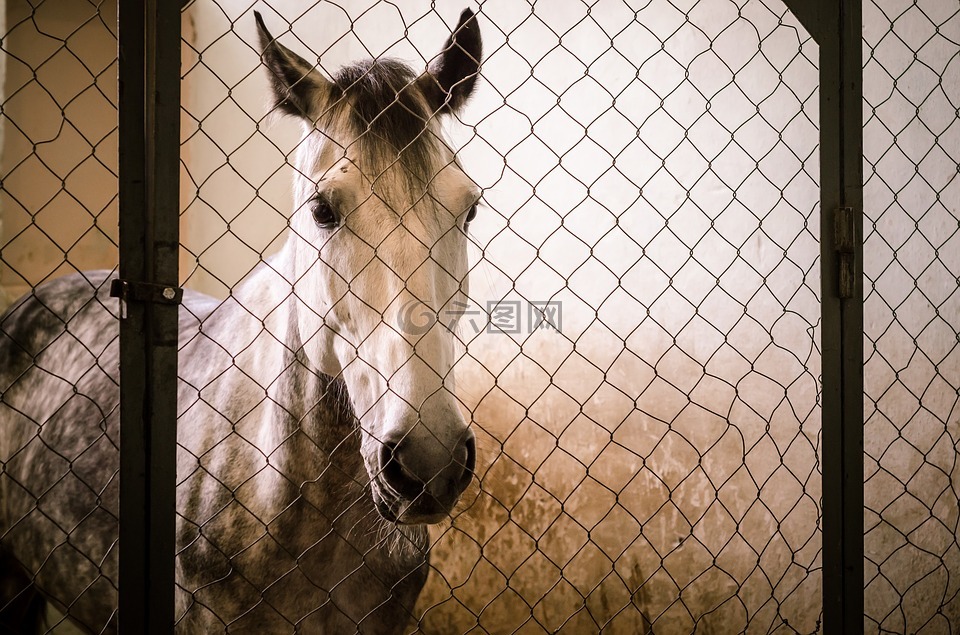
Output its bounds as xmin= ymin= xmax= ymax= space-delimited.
xmin=255 ymin=11 xmax=332 ymax=121
xmin=418 ymin=9 xmax=483 ymax=115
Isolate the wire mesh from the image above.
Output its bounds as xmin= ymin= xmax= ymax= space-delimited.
xmin=0 ymin=1 xmax=119 ymax=633
xmin=862 ymin=0 xmax=960 ymax=631
xmin=0 ymin=0 xmax=118 ymax=302
xmin=0 ymin=0 xmax=955 ymax=633
xmin=178 ymin=1 xmax=822 ymax=632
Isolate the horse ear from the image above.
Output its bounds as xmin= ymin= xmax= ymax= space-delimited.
xmin=255 ymin=11 xmax=332 ymax=120
xmin=418 ymin=9 xmax=483 ymax=115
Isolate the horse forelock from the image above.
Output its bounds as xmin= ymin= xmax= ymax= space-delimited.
xmin=324 ymin=58 xmax=447 ymax=199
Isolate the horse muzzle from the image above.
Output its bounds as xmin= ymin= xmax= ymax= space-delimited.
xmin=372 ymin=424 xmax=476 ymax=525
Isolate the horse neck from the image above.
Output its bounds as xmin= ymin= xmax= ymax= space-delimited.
xmin=181 ymin=245 xmax=423 ymax=557
xmin=189 ymin=245 xmax=359 ymax=454
xmin=197 ymin=247 xmax=298 ymax=374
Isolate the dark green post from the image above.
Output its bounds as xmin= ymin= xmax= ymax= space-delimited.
xmin=117 ymin=0 xmax=181 ymax=631
xmin=781 ymin=0 xmax=865 ymax=631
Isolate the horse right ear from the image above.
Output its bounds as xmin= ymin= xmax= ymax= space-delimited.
xmin=255 ymin=11 xmax=332 ymax=121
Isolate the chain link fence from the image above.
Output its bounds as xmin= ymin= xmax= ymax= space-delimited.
xmin=0 ymin=0 xmax=956 ymax=633
xmin=862 ymin=0 xmax=960 ymax=631
xmin=0 ymin=0 xmax=118 ymax=305
xmin=0 ymin=0 xmax=119 ymax=632
xmin=183 ymin=1 xmax=824 ymax=631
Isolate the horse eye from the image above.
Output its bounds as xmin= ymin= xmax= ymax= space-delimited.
xmin=464 ymin=204 xmax=478 ymax=229
xmin=311 ymin=198 xmax=338 ymax=229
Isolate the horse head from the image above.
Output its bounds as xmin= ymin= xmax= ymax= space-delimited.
xmin=255 ymin=9 xmax=482 ymax=525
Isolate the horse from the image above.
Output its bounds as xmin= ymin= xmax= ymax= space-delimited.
xmin=0 ymin=8 xmax=483 ymax=633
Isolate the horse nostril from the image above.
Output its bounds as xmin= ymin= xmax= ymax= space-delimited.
xmin=457 ymin=432 xmax=476 ymax=494
xmin=378 ymin=429 xmax=476 ymax=504
xmin=379 ymin=440 xmax=423 ymax=499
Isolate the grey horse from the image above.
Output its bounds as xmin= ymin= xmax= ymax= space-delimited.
xmin=0 ymin=9 xmax=482 ymax=633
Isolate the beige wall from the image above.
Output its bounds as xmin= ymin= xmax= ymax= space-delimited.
xmin=0 ymin=0 xmax=118 ymax=308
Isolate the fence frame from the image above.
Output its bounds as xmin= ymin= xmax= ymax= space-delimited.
xmin=820 ymin=1 xmax=866 ymax=631
xmin=116 ymin=0 xmax=182 ymax=631
xmin=111 ymin=1 xmax=866 ymax=632
xmin=780 ymin=0 xmax=866 ymax=631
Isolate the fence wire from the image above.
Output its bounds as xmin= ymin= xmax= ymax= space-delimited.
xmin=862 ymin=0 xmax=960 ymax=632
xmin=0 ymin=0 xmax=955 ymax=634
xmin=0 ymin=0 xmax=119 ymax=633
xmin=183 ymin=1 xmax=822 ymax=632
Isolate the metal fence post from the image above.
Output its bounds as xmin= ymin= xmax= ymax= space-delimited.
xmin=820 ymin=1 xmax=865 ymax=632
xmin=117 ymin=0 xmax=181 ymax=631
xmin=784 ymin=0 xmax=865 ymax=630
